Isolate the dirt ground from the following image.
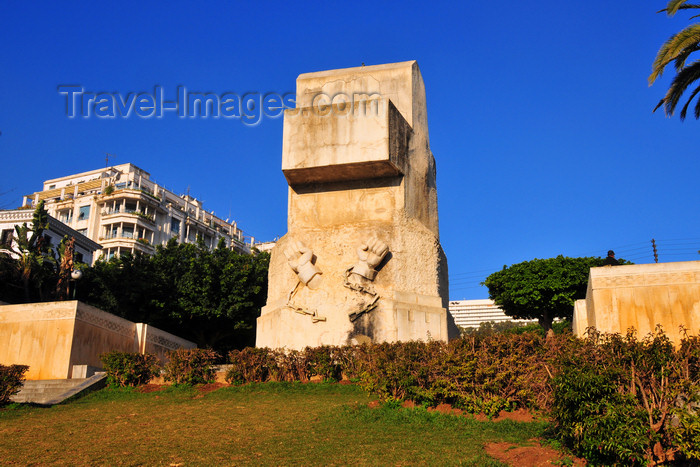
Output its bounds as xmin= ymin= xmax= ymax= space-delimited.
xmin=485 ymin=441 xmax=586 ymax=466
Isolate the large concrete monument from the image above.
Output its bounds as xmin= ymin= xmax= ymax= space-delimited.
xmin=256 ymin=61 xmax=454 ymax=349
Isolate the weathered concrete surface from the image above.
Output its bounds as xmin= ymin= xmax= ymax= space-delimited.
xmin=0 ymin=301 xmax=195 ymax=380
xmin=573 ymin=261 xmax=700 ymax=344
xmin=11 ymin=372 xmax=107 ymax=406
xmin=257 ymin=61 xmax=456 ymax=350
xmin=282 ymin=99 xmax=410 ymax=185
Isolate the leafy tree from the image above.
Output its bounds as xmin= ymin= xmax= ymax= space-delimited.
xmin=77 ymin=237 xmax=270 ymax=353
xmin=482 ymin=255 xmax=621 ymax=332
xmin=651 ymin=0 xmax=700 ymax=119
xmin=78 ymin=250 xmax=158 ymax=322
xmin=153 ymin=238 xmax=270 ymax=351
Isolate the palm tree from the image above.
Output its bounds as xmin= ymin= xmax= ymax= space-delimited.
xmin=650 ymin=0 xmax=700 ymax=119
xmin=8 ymin=201 xmax=55 ymax=300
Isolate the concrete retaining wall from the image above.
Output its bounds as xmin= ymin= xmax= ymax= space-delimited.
xmin=0 ymin=300 xmax=195 ymax=379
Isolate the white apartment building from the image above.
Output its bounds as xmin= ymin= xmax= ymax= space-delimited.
xmin=23 ymin=163 xmax=256 ymax=262
xmin=448 ymin=299 xmax=537 ymax=330
xmin=0 ymin=209 xmax=102 ymax=265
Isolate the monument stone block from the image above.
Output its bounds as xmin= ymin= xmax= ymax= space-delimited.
xmin=256 ymin=61 xmax=457 ymax=350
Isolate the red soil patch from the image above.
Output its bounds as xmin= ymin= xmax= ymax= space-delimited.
xmin=484 ymin=441 xmax=586 ymax=466
xmin=139 ymin=384 xmax=167 ymax=393
xmin=418 ymin=402 xmax=535 ymax=422
xmin=371 ymin=399 xmax=539 ymax=423
xmin=434 ymin=403 xmax=454 ymax=415
xmin=495 ymin=408 xmax=535 ymax=422
xmin=196 ymin=382 xmax=226 ymax=395
xmin=427 ymin=403 xmax=463 ymax=416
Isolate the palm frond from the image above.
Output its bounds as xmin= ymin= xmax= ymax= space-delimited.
xmin=678 ymin=83 xmax=700 ymax=119
xmin=649 ymin=23 xmax=700 ymax=84
xmin=660 ymin=0 xmax=700 ymax=16
xmin=674 ymin=44 xmax=700 ymax=71
xmin=657 ymin=60 xmax=700 ymax=116
xmin=693 ymin=89 xmax=700 ymax=117
xmin=654 ymin=98 xmax=666 ymax=112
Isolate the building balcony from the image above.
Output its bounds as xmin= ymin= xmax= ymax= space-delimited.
xmin=52 ymin=196 xmax=75 ymax=209
xmin=99 ymin=235 xmax=156 ymax=254
xmin=97 ymin=189 xmax=163 ymax=211
xmin=101 ymin=209 xmax=156 ymax=225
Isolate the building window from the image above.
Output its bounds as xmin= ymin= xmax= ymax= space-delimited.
xmin=77 ymin=228 xmax=87 ymax=236
xmin=78 ymin=205 xmax=90 ymax=221
xmin=171 ymin=218 xmax=181 ymax=235
xmin=75 ymin=252 xmax=84 ymax=263
xmin=59 ymin=210 xmax=73 ymax=224
xmin=1 ymin=229 xmax=13 ymax=247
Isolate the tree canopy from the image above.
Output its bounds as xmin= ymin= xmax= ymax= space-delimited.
xmin=77 ymin=238 xmax=269 ymax=353
xmin=651 ymin=0 xmax=700 ymax=119
xmin=482 ymin=255 xmax=624 ymax=332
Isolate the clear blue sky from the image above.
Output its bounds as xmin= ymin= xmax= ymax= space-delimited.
xmin=1 ymin=1 xmax=698 ymax=299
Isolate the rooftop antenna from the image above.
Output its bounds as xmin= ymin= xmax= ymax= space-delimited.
xmin=105 ymin=153 xmax=116 ymax=167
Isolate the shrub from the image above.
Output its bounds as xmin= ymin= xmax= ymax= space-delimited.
xmin=0 ymin=364 xmax=29 ymax=404
xmin=303 ymin=345 xmax=343 ymax=381
xmin=552 ymin=360 xmax=651 ymax=465
xmin=164 ymin=348 xmax=220 ymax=385
xmin=551 ymin=328 xmax=700 ymax=465
xmin=226 ymin=347 xmax=279 ymax=385
xmin=226 ymin=346 xmax=350 ymax=385
xmin=100 ymin=351 xmax=159 ymax=387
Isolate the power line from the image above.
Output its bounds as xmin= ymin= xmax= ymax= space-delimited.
xmin=450 ymin=267 xmax=503 ymax=277
xmin=447 ymin=237 xmax=699 ymax=281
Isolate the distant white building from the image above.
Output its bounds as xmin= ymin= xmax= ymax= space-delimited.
xmin=448 ymin=299 xmax=537 ymax=329
xmin=253 ymin=240 xmax=277 ymax=253
xmin=0 ymin=209 xmax=102 ymax=265
xmin=22 ymin=163 xmax=258 ymax=261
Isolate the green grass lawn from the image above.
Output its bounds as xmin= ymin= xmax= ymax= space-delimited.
xmin=0 ymin=383 xmax=550 ymax=466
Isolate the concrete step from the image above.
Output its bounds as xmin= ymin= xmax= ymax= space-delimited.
xmin=23 ymin=384 xmax=87 ymax=391
xmin=11 ymin=372 xmax=107 ymax=405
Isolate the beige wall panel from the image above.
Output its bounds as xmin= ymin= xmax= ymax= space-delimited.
xmin=573 ymin=261 xmax=700 ymax=345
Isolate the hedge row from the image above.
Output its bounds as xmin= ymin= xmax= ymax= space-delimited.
xmin=100 ymin=348 xmax=219 ymax=387
xmin=227 ymin=334 xmax=559 ymax=415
